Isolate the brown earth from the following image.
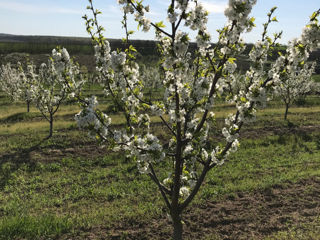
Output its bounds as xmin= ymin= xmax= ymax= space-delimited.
xmin=59 ymin=177 xmax=320 ymax=240
xmin=240 ymin=124 xmax=320 ymax=140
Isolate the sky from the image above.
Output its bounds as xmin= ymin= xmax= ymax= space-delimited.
xmin=0 ymin=0 xmax=319 ymax=44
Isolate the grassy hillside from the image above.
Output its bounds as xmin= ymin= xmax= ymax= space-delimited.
xmin=1 ymin=34 xmax=319 ymax=74
xmin=0 ymin=34 xmax=158 ymax=56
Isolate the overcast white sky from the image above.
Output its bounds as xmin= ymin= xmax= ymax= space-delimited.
xmin=0 ymin=0 xmax=319 ymax=44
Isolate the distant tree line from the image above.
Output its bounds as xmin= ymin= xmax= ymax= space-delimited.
xmin=0 ymin=34 xmax=319 ymax=73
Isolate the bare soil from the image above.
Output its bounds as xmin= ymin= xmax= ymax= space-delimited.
xmin=240 ymin=124 xmax=320 ymax=140
xmin=60 ymin=177 xmax=320 ymax=240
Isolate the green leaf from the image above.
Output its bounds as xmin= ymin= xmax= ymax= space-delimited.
xmin=310 ymin=11 xmax=318 ymax=21
xmin=129 ymin=45 xmax=137 ymax=52
xmin=228 ymin=58 xmax=236 ymax=64
xmin=297 ymin=43 xmax=305 ymax=51
xmin=240 ymin=97 xmax=247 ymax=102
xmin=155 ymin=21 xmax=166 ymax=28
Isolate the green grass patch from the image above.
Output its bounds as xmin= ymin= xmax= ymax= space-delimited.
xmin=266 ymin=216 xmax=320 ymax=240
xmin=312 ymin=74 xmax=320 ymax=83
xmin=201 ymin=132 xmax=320 ymax=201
xmin=0 ymin=214 xmax=74 ymax=240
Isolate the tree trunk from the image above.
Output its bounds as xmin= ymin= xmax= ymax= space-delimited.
xmin=27 ymin=101 xmax=30 ymax=113
xmin=48 ymin=114 xmax=53 ymax=138
xmin=284 ymin=103 xmax=289 ymax=120
xmin=172 ymin=212 xmax=183 ymax=240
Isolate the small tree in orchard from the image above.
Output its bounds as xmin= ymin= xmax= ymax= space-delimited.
xmin=274 ymin=55 xmax=315 ymax=120
xmin=0 ymin=63 xmax=23 ymax=102
xmin=76 ymin=0 xmax=320 ymax=239
xmin=18 ymin=63 xmax=38 ymax=113
xmin=140 ymin=64 xmax=162 ymax=101
xmin=34 ymin=48 xmax=84 ymax=138
xmin=0 ymin=62 xmax=37 ymax=112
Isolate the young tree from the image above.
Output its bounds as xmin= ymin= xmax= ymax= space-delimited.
xmin=273 ymin=53 xmax=315 ymax=120
xmin=0 ymin=63 xmax=23 ymax=102
xmin=140 ymin=64 xmax=162 ymax=101
xmin=76 ymin=1 xmax=320 ymax=239
xmin=18 ymin=63 xmax=38 ymax=113
xmin=34 ymin=48 xmax=84 ymax=138
xmin=0 ymin=62 xmax=37 ymax=112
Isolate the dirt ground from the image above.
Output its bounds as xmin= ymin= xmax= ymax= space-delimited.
xmin=59 ymin=177 xmax=320 ymax=240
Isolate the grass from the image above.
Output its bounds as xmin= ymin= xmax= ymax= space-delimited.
xmin=312 ymin=74 xmax=320 ymax=82
xmin=0 ymin=215 xmax=74 ymax=240
xmin=202 ymin=132 xmax=320 ymax=200
xmin=266 ymin=216 xmax=320 ymax=240
xmin=1 ymin=91 xmax=320 ymax=239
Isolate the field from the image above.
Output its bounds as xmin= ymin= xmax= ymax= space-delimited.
xmin=1 ymin=83 xmax=320 ymax=240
